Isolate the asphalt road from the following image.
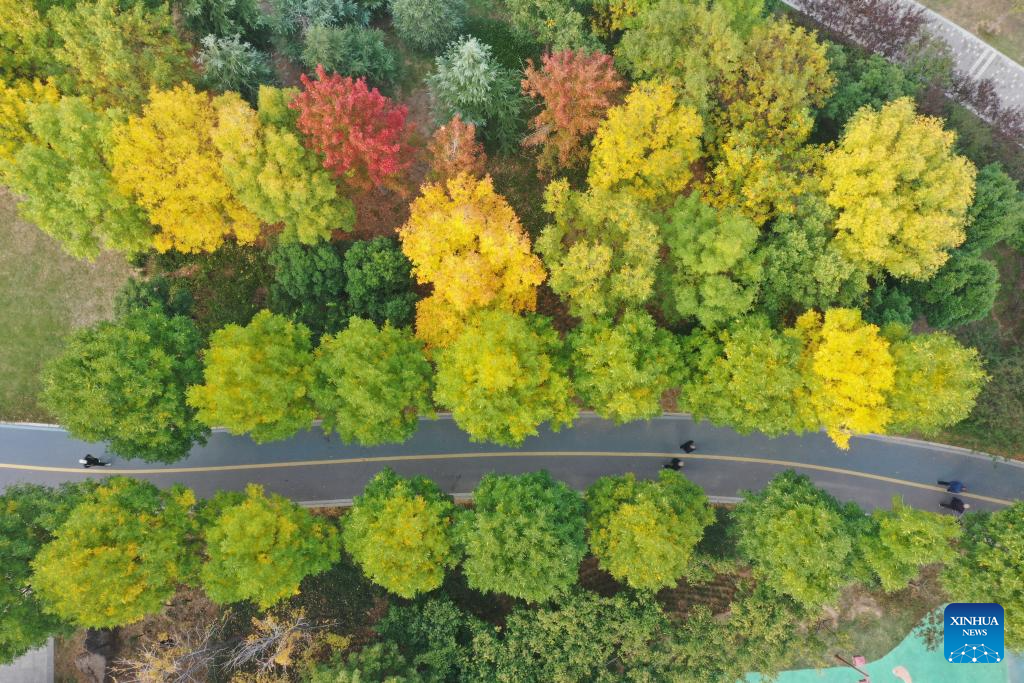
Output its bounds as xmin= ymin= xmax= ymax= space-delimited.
xmin=0 ymin=414 xmax=1019 ymax=513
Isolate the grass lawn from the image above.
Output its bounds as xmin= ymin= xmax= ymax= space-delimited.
xmin=0 ymin=188 xmax=132 ymax=421
xmin=920 ymin=0 xmax=1024 ymax=65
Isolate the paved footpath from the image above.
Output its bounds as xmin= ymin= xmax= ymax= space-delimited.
xmin=0 ymin=414 xmax=1019 ymax=513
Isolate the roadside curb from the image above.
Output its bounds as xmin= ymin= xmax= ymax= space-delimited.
xmin=299 ymin=494 xmax=744 ymax=508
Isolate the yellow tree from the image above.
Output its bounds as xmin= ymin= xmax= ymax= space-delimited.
xmin=0 ymin=0 xmax=51 ymax=81
xmin=588 ymin=81 xmax=703 ymax=203
xmin=398 ymin=173 xmax=546 ymax=347
xmin=110 ymin=84 xmax=261 ymax=253
xmin=0 ymin=78 xmax=58 ymax=162
xmin=789 ymin=308 xmax=895 ymax=449
xmin=822 ymin=97 xmax=976 ymax=280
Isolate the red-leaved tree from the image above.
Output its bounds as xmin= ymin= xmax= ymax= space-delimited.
xmin=290 ymin=65 xmax=412 ymax=194
xmin=521 ymin=50 xmax=625 ymax=174
xmin=426 ymin=115 xmax=487 ymax=182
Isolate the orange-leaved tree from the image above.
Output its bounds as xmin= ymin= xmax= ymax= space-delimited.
xmin=521 ymin=50 xmax=624 ymax=174
xmin=398 ymin=173 xmax=546 ymax=347
xmin=425 ymin=114 xmax=487 ymax=183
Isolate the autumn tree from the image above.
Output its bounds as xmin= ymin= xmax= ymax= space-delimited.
xmin=714 ymin=19 xmax=833 ymax=152
xmin=201 ymin=484 xmax=340 ymax=608
xmin=49 ymin=0 xmax=193 ymax=111
xmin=425 ymin=115 xmax=487 ymax=182
xmin=588 ymin=80 xmax=703 ymax=203
xmin=187 ymin=310 xmax=316 ymax=443
xmin=585 ymin=470 xmax=713 ymax=591
xmin=110 ymin=84 xmax=261 ymax=253
xmin=906 ymin=253 xmax=1000 ymax=329
xmin=614 ymin=0 xmax=749 ymax=116
xmin=733 ymin=471 xmax=858 ymax=609
xmin=521 ymin=50 xmax=624 ymax=173
xmin=342 ymin=469 xmax=459 ymax=597
xmin=535 ymin=180 xmax=660 ymax=320
xmin=859 ymin=497 xmax=960 ymax=593
xmin=683 ymin=317 xmax=814 ymax=437
xmin=568 ymin=311 xmax=682 ymax=423
xmin=211 ymin=88 xmax=355 ymax=245
xmin=0 ymin=483 xmax=94 ymax=664
xmin=457 ymin=471 xmax=586 ymax=602
xmin=822 ymin=97 xmax=977 ymax=279
xmin=754 ymin=197 xmax=868 ymax=321
xmin=434 ymin=310 xmax=577 ymax=445
xmin=31 ymin=478 xmax=198 ymax=628
xmin=789 ymin=308 xmax=895 ymax=449
xmin=342 ymin=237 xmax=418 ymax=328
xmin=0 ymin=0 xmax=51 ymax=81
xmin=656 ymin=193 xmax=762 ymax=328
xmin=39 ymin=307 xmax=208 ymax=463
xmin=0 ymin=78 xmax=58 ymax=162
xmin=2 ymin=96 xmax=154 ymax=259
xmin=290 ymin=66 xmax=411 ymax=193
xmin=942 ymin=503 xmax=1024 ymax=650
xmin=312 ymin=318 xmax=434 ymax=446
xmin=398 ymin=174 xmax=545 ymax=347
xmin=882 ymin=325 xmax=987 ymax=436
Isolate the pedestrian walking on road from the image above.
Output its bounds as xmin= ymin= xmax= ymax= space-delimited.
xmin=663 ymin=457 xmax=682 ymax=471
xmin=938 ymin=480 xmax=966 ymax=493
xmin=680 ymin=440 xmax=696 ymax=453
xmin=940 ymin=497 xmax=970 ymax=517
xmin=79 ymin=454 xmax=109 ymax=468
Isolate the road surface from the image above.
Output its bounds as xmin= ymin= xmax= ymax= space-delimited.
xmin=0 ymin=414 xmax=1019 ymax=512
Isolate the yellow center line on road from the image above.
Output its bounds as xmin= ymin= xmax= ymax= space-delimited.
xmin=0 ymin=452 xmax=1013 ymax=506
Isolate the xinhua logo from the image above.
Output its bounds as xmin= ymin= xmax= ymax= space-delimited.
xmin=944 ymin=603 xmax=1004 ymax=663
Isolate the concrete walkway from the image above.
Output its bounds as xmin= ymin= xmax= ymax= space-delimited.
xmin=786 ymin=0 xmax=1024 ymax=111
xmin=0 ymin=639 xmax=53 ymax=683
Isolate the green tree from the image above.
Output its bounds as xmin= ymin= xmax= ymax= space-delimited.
xmin=457 ymin=471 xmax=586 ymax=602
xmin=883 ymin=325 xmax=987 ymax=436
xmin=31 ymin=478 xmax=198 ymax=628
xmin=389 ymin=0 xmax=465 ymax=53
xmin=0 ymin=483 xmax=94 ymax=664
xmin=754 ymin=196 xmax=868 ymax=321
xmin=683 ymin=316 xmax=814 ymax=437
xmin=268 ymin=241 xmax=348 ymax=340
xmin=342 ymin=469 xmax=458 ymax=597
xmin=942 ymin=502 xmax=1024 ymax=649
xmin=342 ymin=237 xmax=417 ymax=328
xmin=49 ymin=0 xmax=193 ymax=110
xmin=859 ymin=497 xmax=960 ymax=592
xmin=197 ymin=35 xmax=274 ymax=103
xmin=377 ymin=598 xmax=481 ymax=682
xmin=201 ymin=484 xmax=339 ymax=608
xmin=535 ymin=181 xmax=661 ymax=321
xmin=300 ymin=25 xmax=397 ymax=87
xmin=426 ymin=37 xmax=523 ymax=149
xmin=504 ymin=0 xmax=596 ymax=50
xmin=468 ymin=591 xmax=673 ymax=681
xmin=568 ymin=311 xmax=682 ymax=423
xmin=585 ymin=470 xmax=713 ymax=591
xmin=733 ymin=471 xmax=857 ymax=609
xmin=187 ymin=310 xmax=317 ymax=442
xmin=212 ymin=89 xmax=356 ymax=246
xmin=962 ymin=163 xmax=1024 ymax=253
xmin=1 ymin=96 xmax=154 ymax=259
xmin=175 ymin=0 xmax=267 ymax=46
xmin=40 ymin=307 xmax=208 ymax=463
xmin=306 ymin=642 xmax=423 ymax=683
xmin=906 ymin=252 xmax=1000 ymax=329
xmin=434 ymin=310 xmax=577 ymax=446
xmin=312 ymin=319 xmax=433 ymax=446
xmin=656 ymin=193 xmax=762 ymax=328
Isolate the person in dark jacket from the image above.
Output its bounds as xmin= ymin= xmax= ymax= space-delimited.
xmin=79 ymin=454 xmax=109 ymax=468
xmin=680 ymin=440 xmax=696 ymax=453
xmin=938 ymin=480 xmax=965 ymax=493
xmin=663 ymin=457 xmax=683 ymax=471
xmin=940 ymin=497 xmax=970 ymax=515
